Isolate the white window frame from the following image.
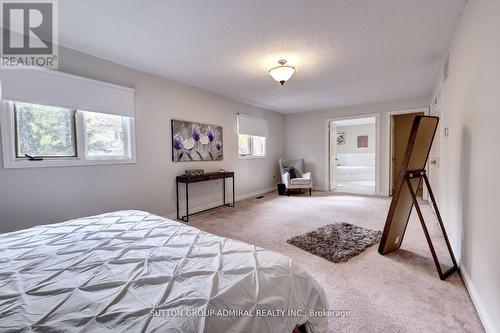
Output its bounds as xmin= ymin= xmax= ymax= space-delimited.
xmin=237 ymin=133 xmax=252 ymax=157
xmin=80 ymin=111 xmax=134 ymax=161
xmin=237 ymin=134 xmax=267 ymax=160
xmin=1 ymin=100 xmax=136 ymax=169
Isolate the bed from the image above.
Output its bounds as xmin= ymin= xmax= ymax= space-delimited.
xmin=0 ymin=210 xmax=328 ymax=333
xmin=336 ymin=166 xmax=375 ymax=181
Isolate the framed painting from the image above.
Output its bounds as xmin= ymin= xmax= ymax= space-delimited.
xmin=171 ymin=120 xmax=223 ymax=162
xmin=337 ymin=132 xmax=346 ymax=145
xmin=357 ymin=135 xmax=368 ymax=148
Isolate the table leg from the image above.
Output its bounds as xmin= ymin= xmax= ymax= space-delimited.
xmin=232 ymin=176 xmax=235 ymax=207
xmin=223 ymin=178 xmax=226 ymax=206
xmin=185 ymin=183 xmax=189 ymax=222
xmin=176 ymin=181 xmax=179 ymax=220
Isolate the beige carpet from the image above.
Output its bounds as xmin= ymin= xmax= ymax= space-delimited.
xmin=188 ymin=191 xmax=483 ymax=333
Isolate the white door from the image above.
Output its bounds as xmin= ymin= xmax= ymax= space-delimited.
xmin=429 ymin=90 xmax=441 ymax=205
xmin=329 ymin=122 xmax=337 ymax=191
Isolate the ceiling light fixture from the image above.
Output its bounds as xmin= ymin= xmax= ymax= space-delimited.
xmin=268 ymin=59 xmax=295 ymax=85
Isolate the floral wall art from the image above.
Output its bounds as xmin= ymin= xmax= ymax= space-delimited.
xmin=171 ymin=120 xmax=223 ymax=162
xmin=337 ymin=132 xmax=346 ymax=145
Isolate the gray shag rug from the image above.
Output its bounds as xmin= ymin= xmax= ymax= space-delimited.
xmin=287 ymin=223 xmax=382 ymax=263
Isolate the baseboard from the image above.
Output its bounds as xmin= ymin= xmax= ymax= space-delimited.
xmin=460 ymin=266 xmax=497 ymax=333
xmin=165 ymin=187 xmax=275 ymax=220
xmin=312 ymin=186 xmax=388 ymax=197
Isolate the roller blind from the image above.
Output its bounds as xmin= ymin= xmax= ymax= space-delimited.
xmin=0 ymin=69 xmax=135 ymax=117
xmin=237 ymin=113 xmax=268 ymax=137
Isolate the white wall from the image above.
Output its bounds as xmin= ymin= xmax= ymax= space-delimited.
xmin=429 ymin=1 xmax=500 ymax=331
xmin=336 ymin=124 xmax=376 ymax=154
xmin=0 ymin=47 xmax=285 ymax=233
xmin=284 ymin=98 xmax=428 ymax=194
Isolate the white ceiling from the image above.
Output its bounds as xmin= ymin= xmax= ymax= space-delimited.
xmin=59 ymin=0 xmax=465 ymax=114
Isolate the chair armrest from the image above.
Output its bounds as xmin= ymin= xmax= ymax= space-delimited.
xmin=281 ymin=172 xmax=290 ymax=186
xmin=303 ymin=172 xmax=312 ymax=179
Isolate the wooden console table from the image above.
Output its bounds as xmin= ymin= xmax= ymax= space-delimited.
xmin=176 ymin=171 xmax=235 ymax=222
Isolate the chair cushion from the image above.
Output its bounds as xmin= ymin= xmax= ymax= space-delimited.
xmin=290 ymin=177 xmax=312 ymax=185
xmin=288 ymin=167 xmax=297 ymax=179
xmin=280 ymin=159 xmax=304 ymax=177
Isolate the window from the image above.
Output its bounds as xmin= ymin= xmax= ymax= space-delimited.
xmin=238 ymin=134 xmax=251 ymax=156
xmin=83 ymin=111 xmax=129 ymax=158
xmin=0 ymin=69 xmax=135 ymax=169
xmin=238 ymin=134 xmax=266 ymax=157
xmin=251 ymin=136 xmax=266 ymax=157
xmin=14 ymin=102 xmax=77 ymax=158
xmin=1 ymin=100 xmax=135 ymax=168
xmin=237 ymin=114 xmax=268 ymax=159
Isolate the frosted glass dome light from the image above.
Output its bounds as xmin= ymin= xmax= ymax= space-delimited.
xmin=268 ymin=59 xmax=296 ymax=85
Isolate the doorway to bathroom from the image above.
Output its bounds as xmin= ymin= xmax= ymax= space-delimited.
xmin=328 ymin=116 xmax=377 ymax=195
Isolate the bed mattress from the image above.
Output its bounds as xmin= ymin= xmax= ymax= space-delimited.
xmin=0 ymin=210 xmax=328 ymax=333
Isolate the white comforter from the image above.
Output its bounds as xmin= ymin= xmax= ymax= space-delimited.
xmin=0 ymin=211 xmax=328 ymax=333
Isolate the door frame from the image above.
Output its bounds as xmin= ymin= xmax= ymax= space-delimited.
xmin=329 ymin=122 xmax=338 ymax=191
xmin=324 ymin=113 xmax=381 ymax=194
xmin=428 ymin=87 xmax=442 ymax=206
xmin=386 ymin=107 xmax=430 ymax=197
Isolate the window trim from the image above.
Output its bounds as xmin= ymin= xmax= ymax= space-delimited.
xmin=1 ymin=100 xmax=136 ymax=169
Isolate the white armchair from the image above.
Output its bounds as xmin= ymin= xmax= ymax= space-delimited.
xmin=279 ymin=158 xmax=313 ymax=196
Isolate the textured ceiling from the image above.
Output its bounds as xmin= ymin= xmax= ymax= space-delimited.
xmin=59 ymin=0 xmax=466 ymax=113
